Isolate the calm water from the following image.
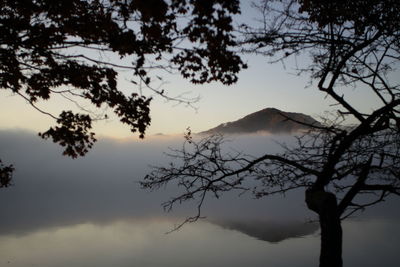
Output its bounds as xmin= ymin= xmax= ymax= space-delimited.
xmin=1 ymin=130 xmax=399 ymax=266
xmin=0 ymin=218 xmax=398 ymax=267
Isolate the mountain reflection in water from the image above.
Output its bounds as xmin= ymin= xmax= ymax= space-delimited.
xmin=211 ymin=219 xmax=319 ymax=243
xmin=0 ymin=218 xmax=399 ymax=267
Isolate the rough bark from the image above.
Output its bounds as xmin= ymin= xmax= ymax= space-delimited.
xmin=306 ymin=189 xmax=343 ymax=267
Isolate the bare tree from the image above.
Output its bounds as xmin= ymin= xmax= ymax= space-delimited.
xmin=142 ymin=1 xmax=400 ymax=266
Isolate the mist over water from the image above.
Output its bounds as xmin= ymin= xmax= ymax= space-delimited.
xmin=0 ymin=129 xmax=399 ymax=267
xmin=0 ymin=130 xmax=310 ymax=234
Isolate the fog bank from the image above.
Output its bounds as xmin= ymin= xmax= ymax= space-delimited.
xmin=0 ymin=129 xmax=398 ymax=237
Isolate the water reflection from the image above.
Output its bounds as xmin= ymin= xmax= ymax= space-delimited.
xmin=0 ymin=218 xmax=398 ymax=267
xmin=211 ymin=219 xmax=319 ymax=243
xmin=0 ymin=218 xmax=320 ymax=267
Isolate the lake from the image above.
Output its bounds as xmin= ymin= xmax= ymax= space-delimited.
xmin=0 ymin=130 xmax=399 ymax=266
xmin=0 ymin=217 xmax=398 ymax=267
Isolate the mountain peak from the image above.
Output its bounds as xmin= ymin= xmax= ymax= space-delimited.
xmin=200 ymin=107 xmax=320 ymax=135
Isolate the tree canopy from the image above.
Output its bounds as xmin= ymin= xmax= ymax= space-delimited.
xmin=0 ymin=0 xmax=247 ymax=186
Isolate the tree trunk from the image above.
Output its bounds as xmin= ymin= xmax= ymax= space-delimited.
xmin=306 ymin=189 xmax=343 ymax=267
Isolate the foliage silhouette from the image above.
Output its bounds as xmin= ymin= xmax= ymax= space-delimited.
xmin=0 ymin=160 xmax=13 ymax=188
xmin=0 ymin=0 xmax=246 ymax=181
xmin=142 ymin=1 xmax=400 ymax=267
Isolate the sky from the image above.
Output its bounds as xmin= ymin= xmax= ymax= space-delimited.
xmin=0 ymin=1 xmax=386 ymax=139
xmin=0 ymin=54 xmax=382 ymax=138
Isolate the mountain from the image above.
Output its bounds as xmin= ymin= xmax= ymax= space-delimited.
xmin=200 ymin=107 xmax=320 ymax=135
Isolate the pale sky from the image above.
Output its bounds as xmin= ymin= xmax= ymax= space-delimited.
xmin=0 ymin=2 xmax=386 ymax=139
xmin=0 ymin=50 xmax=383 ymax=139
